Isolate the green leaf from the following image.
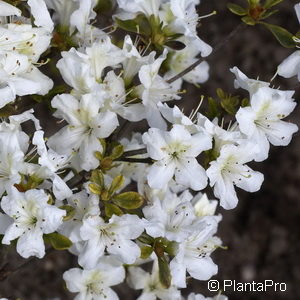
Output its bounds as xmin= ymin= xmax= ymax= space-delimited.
xmin=89 ymin=183 xmax=102 ymax=195
xmin=241 ymin=97 xmax=250 ymax=107
xmin=90 ymin=170 xmax=104 ymax=187
xmin=261 ymin=22 xmax=296 ymax=48
xmin=0 ymin=104 xmax=15 ymax=117
xmin=227 ymin=3 xmax=247 ymax=16
xmin=259 ymin=9 xmax=278 ymax=20
xmin=110 ymin=144 xmax=124 ymax=160
xmin=241 ymin=15 xmax=256 ymax=25
xmin=59 ymin=205 xmax=76 ymax=221
xmin=264 ymin=0 xmax=283 ymax=9
xmin=44 ymin=233 xmax=72 ymax=250
xmin=115 ymin=14 xmax=151 ymax=36
xmin=220 ymin=96 xmax=240 ymax=115
xmin=108 ymin=175 xmax=125 ymax=196
xmin=113 ymin=192 xmax=144 ymax=209
xmin=104 ymin=203 xmax=123 ymax=218
xmin=140 ymin=245 xmax=154 ymax=259
xmin=206 ymin=97 xmax=220 ymax=119
xmin=157 ymin=254 xmax=171 ymax=288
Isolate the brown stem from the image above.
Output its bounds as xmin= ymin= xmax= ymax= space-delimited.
xmin=167 ymin=23 xmax=246 ymax=84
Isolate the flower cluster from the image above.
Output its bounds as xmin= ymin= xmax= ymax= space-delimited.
xmin=0 ymin=0 xmax=298 ymax=300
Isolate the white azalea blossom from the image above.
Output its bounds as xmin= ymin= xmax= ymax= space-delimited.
xmin=277 ymin=3 xmax=300 ymax=80
xmin=207 ymin=143 xmax=264 ymax=209
xmin=236 ymin=87 xmax=298 ymax=162
xmin=63 ymin=257 xmax=125 ymax=300
xmin=1 ymin=187 xmax=66 ymax=258
xmin=78 ymin=214 xmax=144 ymax=268
xmin=143 ymin=190 xmax=196 ymax=242
xmin=143 ymin=124 xmax=211 ymax=190
xmin=0 ymin=0 xmax=21 ymax=16
xmin=128 ymin=262 xmax=181 ymax=300
xmin=170 ymin=216 xmax=222 ymax=288
xmin=48 ymin=93 xmax=118 ymax=171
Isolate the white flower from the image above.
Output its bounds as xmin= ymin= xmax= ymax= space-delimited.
xmin=187 ymin=293 xmax=228 ymax=300
xmin=143 ymin=190 xmax=196 ymax=242
xmin=143 ymin=124 xmax=212 ymax=190
xmin=277 ymin=4 xmax=300 ymax=80
xmin=59 ymin=191 xmax=100 ymax=243
xmin=28 ymin=0 xmax=54 ymax=32
xmin=102 ymin=70 xmax=145 ymax=122
xmin=127 ymin=262 xmax=182 ymax=300
xmin=56 ymin=48 xmax=98 ymax=95
xmin=0 ymin=0 xmax=21 ymax=16
xmin=85 ymin=37 xmax=125 ymax=82
xmin=166 ymin=39 xmax=210 ymax=85
xmin=192 ymin=193 xmax=218 ymax=217
xmin=1 ymin=23 xmax=52 ymax=62
xmin=78 ymin=214 xmax=144 ymax=268
xmin=196 ymin=113 xmax=242 ymax=154
xmin=48 ymin=93 xmax=118 ymax=171
xmin=236 ymin=87 xmax=298 ymax=162
xmin=116 ymin=0 xmax=161 ymax=17
xmin=0 ymin=123 xmax=25 ymax=196
xmin=63 ymin=257 xmax=125 ymax=300
xmin=206 ymin=143 xmax=264 ymax=209
xmin=32 ymin=130 xmax=73 ymax=200
xmin=168 ymin=0 xmax=202 ymax=39
xmin=70 ymin=0 xmax=97 ymax=36
xmin=45 ymin=0 xmax=78 ymax=28
xmin=122 ymin=35 xmax=156 ymax=83
xmin=136 ymin=49 xmax=180 ymax=129
xmin=1 ymin=187 xmax=66 ymax=258
xmin=230 ymin=66 xmax=269 ymax=96
xmin=170 ymin=216 xmax=221 ymax=288
xmin=0 ymin=51 xmax=53 ymax=108
xmin=278 ymin=50 xmax=300 ymax=80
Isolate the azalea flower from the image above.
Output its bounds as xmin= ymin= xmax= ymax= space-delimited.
xmin=206 ymin=143 xmax=264 ymax=209
xmin=236 ymin=87 xmax=298 ymax=162
xmin=143 ymin=190 xmax=196 ymax=242
xmin=143 ymin=124 xmax=212 ymax=190
xmin=136 ymin=49 xmax=180 ymax=129
xmin=47 ymin=93 xmax=118 ymax=171
xmin=127 ymin=261 xmax=181 ymax=300
xmin=32 ymin=130 xmax=73 ymax=200
xmin=0 ymin=0 xmax=21 ymax=16
xmin=277 ymin=4 xmax=300 ymax=80
xmin=170 ymin=216 xmax=221 ymax=288
xmin=78 ymin=214 xmax=144 ymax=268
xmin=63 ymin=257 xmax=125 ymax=300
xmin=1 ymin=187 xmax=66 ymax=258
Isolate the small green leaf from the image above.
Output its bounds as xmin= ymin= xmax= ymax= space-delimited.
xmin=109 ymin=175 xmax=125 ymax=196
xmin=90 ymin=170 xmax=104 ymax=187
xmin=110 ymin=144 xmax=124 ymax=160
xmin=59 ymin=205 xmax=76 ymax=221
xmin=261 ymin=22 xmax=296 ymax=48
xmin=157 ymin=254 xmax=171 ymax=288
xmin=89 ymin=183 xmax=102 ymax=195
xmin=227 ymin=3 xmax=247 ymax=16
xmin=104 ymin=203 xmax=123 ymax=218
xmin=241 ymin=15 xmax=256 ymax=25
xmin=44 ymin=233 xmax=72 ymax=250
xmin=140 ymin=245 xmax=154 ymax=259
xmin=206 ymin=97 xmax=220 ymax=119
xmin=264 ymin=0 xmax=283 ymax=9
xmin=259 ymin=9 xmax=278 ymax=20
xmin=241 ymin=98 xmax=250 ymax=107
xmin=113 ymin=192 xmax=144 ymax=209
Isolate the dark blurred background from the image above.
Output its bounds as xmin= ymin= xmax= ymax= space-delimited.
xmin=0 ymin=0 xmax=299 ymax=299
